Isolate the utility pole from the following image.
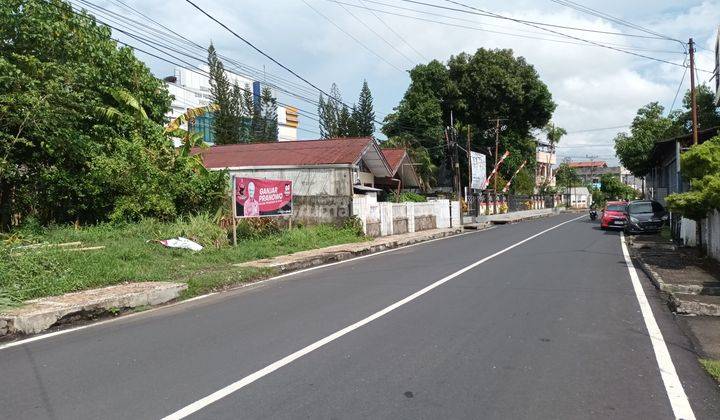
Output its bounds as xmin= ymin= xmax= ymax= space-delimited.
xmin=467 ymin=125 xmax=472 ymax=201
xmin=689 ymin=38 xmax=699 ymax=145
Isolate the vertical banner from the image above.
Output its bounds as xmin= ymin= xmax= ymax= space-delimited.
xmin=234 ymin=176 xmax=293 ymax=218
xmin=470 ymin=151 xmax=486 ymax=190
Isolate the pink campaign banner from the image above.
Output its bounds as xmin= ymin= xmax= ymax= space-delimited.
xmin=234 ymin=177 xmax=292 ymax=218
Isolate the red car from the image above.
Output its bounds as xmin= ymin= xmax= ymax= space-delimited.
xmin=600 ymin=201 xmax=628 ymax=230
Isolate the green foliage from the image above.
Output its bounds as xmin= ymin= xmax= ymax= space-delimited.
xmin=544 ymin=122 xmax=566 ymax=146
xmin=319 ymin=82 xmax=374 ymax=139
xmin=670 ymin=85 xmax=720 ymax=134
xmin=208 ymin=43 xmax=240 ymax=145
xmin=555 ymin=163 xmax=580 ymax=188
xmin=0 ymin=221 xmax=368 ymax=307
xmin=383 ymin=49 xmax=555 ymax=179
xmin=382 ymin=134 xmax=437 ymax=188
xmin=614 ymin=102 xmax=674 ymax=178
xmin=251 ymin=86 xmax=278 ymax=142
xmin=599 ymin=174 xmax=637 ymax=201
xmin=510 ymin=169 xmax=535 ymax=195
xmin=353 ymin=80 xmax=375 ymax=137
xmin=699 ymin=358 xmax=720 ymax=383
xmin=235 ymin=218 xmax=281 ymax=239
xmin=666 ymin=136 xmax=720 ymax=220
xmin=389 ymin=191 xmax=427 ymax=203
xmin=0 ymin=0 xmax=226 ymax=230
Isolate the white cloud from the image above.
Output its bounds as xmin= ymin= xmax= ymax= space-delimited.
xmin=97 ymin=0 xmax=719 ymax=164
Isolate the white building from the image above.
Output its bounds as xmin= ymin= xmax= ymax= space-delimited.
xmin=165 ymin=66 xmax=299 ymax=143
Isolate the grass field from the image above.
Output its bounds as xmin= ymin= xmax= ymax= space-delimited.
xmin=0 ymin=216 xmax=368 ymax=310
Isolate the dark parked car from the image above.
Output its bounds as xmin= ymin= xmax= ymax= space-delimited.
xmin=624 ymin=200 xmax=668 ymax=234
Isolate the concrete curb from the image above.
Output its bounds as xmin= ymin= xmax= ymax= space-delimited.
xmin=0 ymin=282 xmax=187 ymax=336
xmin=670 ymin=294 xmax=720 ymax=317
xmin=236 ymin=228 xmax=465 ymax=273
xmin=633 ymin=251 xmax=720 ymax=317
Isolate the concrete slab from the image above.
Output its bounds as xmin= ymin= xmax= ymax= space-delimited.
xmin=0 ymin=282 xmax=186 ymax=335
xmin=671 ymin=294 xmax=720 ymax=317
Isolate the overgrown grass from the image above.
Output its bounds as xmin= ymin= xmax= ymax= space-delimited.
xmin=0 ymin=215 xmax=368 ymax=310
xmin=699 ymin=358 xmax=720 ymax=383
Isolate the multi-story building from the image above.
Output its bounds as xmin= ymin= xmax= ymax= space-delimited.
xmin=569 ymin=161 xmax=642 ymax=191
xmin=535 ymin=143 xmax=557 ymax=191
xmin=164 ymin=66 xmax=299 ymax=143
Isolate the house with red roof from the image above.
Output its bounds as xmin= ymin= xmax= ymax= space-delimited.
xmin=194 ymin=137 xmax=422 ymax=224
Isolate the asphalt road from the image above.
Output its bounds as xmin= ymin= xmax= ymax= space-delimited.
xmin=2 ymin=213 xmax=720 ymax=419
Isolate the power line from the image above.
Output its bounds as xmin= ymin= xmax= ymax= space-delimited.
xmin=327 ymin=0 xmax=685 ymax=55
xmin=357 ymin=0 xmax=428 ymax=61
xmin=397 ymin=0 xmax=671 ymax=40
xmin=566 ymin=125 xmax=630 ymax=134
xmin=548 ymin=0 xmax=683 ymax=45
xmin=333 ymin=1 xmax=417 ymax=66
xmin=669 ymin=62 xmax=689 ymax=114
xmin=442 ymin=0 xmax=698 ymax=71
xmin=299 ymin=0 xmax=406 ymax=72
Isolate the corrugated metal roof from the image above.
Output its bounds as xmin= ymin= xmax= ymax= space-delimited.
xmin=380 ymin=148 xmax=407 ymax=174
xmin=195 ymin=137 xmax=382 ymax=169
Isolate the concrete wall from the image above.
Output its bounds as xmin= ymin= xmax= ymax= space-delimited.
xmin=229 ymin=167 xmax=352 ymax=196
xmin=678 ymin=211 xmax=720 ymax=262
xmin=292 ymin=195 xmax=352 ymax=226
xmin=353 ymin=193 xmax=460 ymax=237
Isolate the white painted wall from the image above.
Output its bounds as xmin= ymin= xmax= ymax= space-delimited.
xmin=679 ymin=211 xmax=720 ymax=262
xmin=352 ymin=194 xmax=460 ymax=236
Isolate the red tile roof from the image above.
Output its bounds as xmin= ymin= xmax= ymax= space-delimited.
xmin=568 ymin=161 xmax=608 ymax=168
xmin=381 ymin=148 xmax=407 ymax=174
xmin=195 ymin=137 xmax=376 ymax=168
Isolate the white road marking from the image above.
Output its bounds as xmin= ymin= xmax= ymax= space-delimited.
xmin=162 ymin=215 xmax=585 ymax=419
xmin=620 ymin=232 xmax=695 ymax=420
xmin=0 ymin=226 xmax=496 ymax=351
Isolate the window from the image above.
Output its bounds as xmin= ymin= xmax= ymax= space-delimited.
xmin=607 ymin=204 xmax=624 ymax=212
xmin=629 ymin=202 xmax=653 ymax=214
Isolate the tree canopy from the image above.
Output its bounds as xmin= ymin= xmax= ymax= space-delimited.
xmin=383 ymin=49 xmax=556 ymax=183
xmin=614 ymin=102 xmax=674 ymax=178
xmin=666 ymin=136 xmax=720 ymax=220
xmin=0 ymin=0 xmax=226 ymax=229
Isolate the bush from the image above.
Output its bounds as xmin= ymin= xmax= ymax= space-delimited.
xmin=389 ymin=191 xmax=427 ymax=202
xmin=235 ymin=218 xmax=281 ymax=239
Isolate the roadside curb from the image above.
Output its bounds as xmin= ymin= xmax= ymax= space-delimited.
xmin=0 ymin=282 xmax=186 ymax=336
xmin=236 ymin=227 xmax=465 ymax=273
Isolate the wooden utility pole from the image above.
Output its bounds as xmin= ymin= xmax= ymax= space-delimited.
xmin=467 ymin=126 xmax=472 ymax=200
xmin=689 ymin=38 xmax=699 ymax=145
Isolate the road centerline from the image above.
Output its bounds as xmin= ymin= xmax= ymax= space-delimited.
xmin=620 ymin=232 xmax=695 ymax=420
xmin=162 ymin=214 xmax=585 ymax=420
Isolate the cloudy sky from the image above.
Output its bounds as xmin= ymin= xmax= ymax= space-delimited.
xmin=85 ymin=0 xmax=720 ymax=165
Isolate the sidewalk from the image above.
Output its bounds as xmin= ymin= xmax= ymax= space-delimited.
xmin=629 ymin=235 xmax=720 ymax=371
xmin=464 ymin=208 xmax=563 ymax=226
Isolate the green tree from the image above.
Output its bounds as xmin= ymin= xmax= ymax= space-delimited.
xmin=208 ymin=43 xmax=240 ymax=144
xmin=0 ymin=0 xmax=226 ymax=229
xmin=353 ymin=80 xmax=375 ymax=137
xmin=251 ymin=86 xmax=278 ymax=142
xmin=544 ymin=122 xmax=566 ymax=146
xmin=666 ymin=136 xmax=720 ymax=220
xmin=510 ymin=169 xmax=535 ymax=195
xmin=555 ymin=163 xmax=580 ymax=188
xmin=669 ymin=85 xmax=720 ymax=134
xmin=599 ymin=174 xmax=636 ymax=201
xmin=383 ymin=49 xmax=555 ymax=179
xmin=614 ymin=102 xmax=673 ymax=178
